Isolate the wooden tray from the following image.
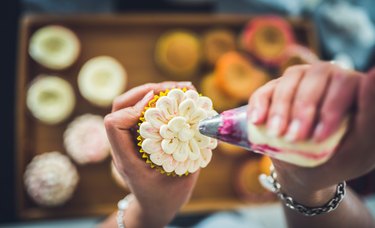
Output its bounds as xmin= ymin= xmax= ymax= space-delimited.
xmin=16 ymin=14 xmax=318 ymax=220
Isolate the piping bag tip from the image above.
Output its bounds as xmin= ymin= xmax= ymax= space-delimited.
xmin=198 ymin=105 xmax=251 ymax=149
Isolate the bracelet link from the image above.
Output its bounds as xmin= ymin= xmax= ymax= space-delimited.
xmin=259 ymin=165 xmax=346 ymax=217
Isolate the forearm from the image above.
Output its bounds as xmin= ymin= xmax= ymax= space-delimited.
xmin=123 ymin=200 xmax=175 ymax=228
xmin=282 ymin=187 xmax=375 ymax=228
xmin=99 ymin=199 xmax=177 ymax=228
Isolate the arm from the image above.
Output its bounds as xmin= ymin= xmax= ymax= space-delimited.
xmin=100 ymin=81 xmax=198 ymax=228
xmin=249 ymin=62 xmax=375 ymax=228
xmin=279 ymin=184 xmax=374 ymax=228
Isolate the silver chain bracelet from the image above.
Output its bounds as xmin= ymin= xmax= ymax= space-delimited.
xmin=117 ymin=194 xmax=135 ymax=228
xmin=259 ymin=165 xmax=346 ymax=216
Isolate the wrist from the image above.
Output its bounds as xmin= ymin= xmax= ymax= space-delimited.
xmin=124 ymin=198 xmax=175 ymax=228
xmin=278 ymin=176 xmax=337 ymax=207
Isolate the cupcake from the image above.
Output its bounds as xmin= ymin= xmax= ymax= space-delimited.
xmin=217 ymin=142 xmax=247 ymax=157
xmin=259 ymin=156 xmax=272 ymax=176
xmin=234 ymin=159 xmax=275 ymax=202
xmin=215 ymin=52 xmax=269 ymax=101
xmin=138 ymin=88 xmax=218 ymax=176
xmin=202 ymin=29 xmax=236 ymax=65
xmin=200 ymin=73 xmax=241 ymax=112
xmin=64 ymin=114 xmax=110 ymax=165
xmin=78 ymin=56 xmax=127 ymax=108
xmin=26 ymin=75 xmax=75 ymax=125
xmin=240 ymin=16 xmax=295 ymax=66
xmin=155 ymin=30 xmax=201 ymax=78
xmin=111 ymin=163 xmax=129 ymax=191
xmin=279 ymin=44 xmax=319 ymax=75
xmin=24 ymin=151 xmax=79 ymax=206
xmin=29 ymin=25 xmax=80 ymax=70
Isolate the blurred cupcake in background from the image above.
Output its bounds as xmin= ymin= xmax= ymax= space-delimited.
xmin=202 ymin=28 xmax=236 ymax=66
xmin=24 ymin=151 xmax=79 ymax=206
xmin=279 ymin=44 xmax=319 ymax=75
xmin=155 ymin=30 xmax=201 ymax=78
xmin=234 ymin=158 xmax=275 ymax=203
xmin=26 ymin=75 xmax=75 ymax=125
xmin=78 ymin=56 xmax=127 ymax=108
xmin=200 ymin=72 xmax=241 ymax=112
xmin=64 ymin=114 xmax=110 ymax=165
xmin=240 ymin=16 xmax=295 ymax=66
xmin=217 ymin=141 xmax=247 ymax=157
xmin=215 ymin=51 xmax=269 ymax=101
xmin=29 ymin=25 xmax=80 ymax=70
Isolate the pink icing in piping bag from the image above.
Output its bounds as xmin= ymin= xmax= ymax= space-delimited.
xmin=198 ymin=105 xmax=349 ymax=167
xmin=198 ymin=105 xmax=252 ymax=150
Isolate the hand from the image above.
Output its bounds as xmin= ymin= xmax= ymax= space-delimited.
xmin=248 ymin=62 xmax=375 ymax=205
xmin=104 ymin=81 xmax=199 ymax=228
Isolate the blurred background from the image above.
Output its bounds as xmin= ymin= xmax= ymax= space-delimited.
xmin=2 ymin=0 xmax=375 ymax=227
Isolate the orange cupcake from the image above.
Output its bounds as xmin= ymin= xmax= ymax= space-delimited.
xmin=200 ymin=72 xmax=241 ymax=112
xmin=234 ymin=159 xmax=275 ymax=203
xmin=259 ymin=156 xmax=272 ymax=176
xmin=217 ymin=142 xmax=247 ymax=157
xmin=215 ymin=52 xmax=269 ymax=101
xmin=155 ymin=30 xmax=201 ymax=78
xmin=240 ymin=16 xmax=295 ymax=66
xmin=202 ymin=29 xmax=236 ymax=65
xmin=279 ymin=44 xmax=319 ymax=75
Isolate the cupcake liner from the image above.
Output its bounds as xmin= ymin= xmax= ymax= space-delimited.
xmin=137 ymin=88 xmax=188 ymax=176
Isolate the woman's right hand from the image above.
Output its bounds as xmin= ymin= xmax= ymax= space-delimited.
xmin=248 ymin=62 xmax=375 ymax=202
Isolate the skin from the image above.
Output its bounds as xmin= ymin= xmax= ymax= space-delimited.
xmin=100 ymin=81 xmax=199 ymax=228
xmin=248 ymin=62 xmax=375 ymax=228
xmin=100 ymin=63 xmax=375 ymax=228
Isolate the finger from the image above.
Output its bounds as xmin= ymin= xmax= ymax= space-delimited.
xmin=248 ymin=79 xmax=278 ymax=125
xmin=285 ymin=62 xmax=332 ymax=142
xmin=267 ymin=65 xmax=308 ymax=136
xmin=112 ymin=81 xmax=194 ymax=112
xmin=313 ymin=69 xmax=362 ymax=142
xmin=105 ymin=90 xmax=155 ymax=172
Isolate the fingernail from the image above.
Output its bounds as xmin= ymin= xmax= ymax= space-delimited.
xmin=177 ymin=81 xmax=192 ymax=88
xmin=285 ymin=119 xmax=300 ymax=142
xmin=313 ymin=122 xmax=324 ymax=142
xmin=267 ymin=115 xmax=282 ymax=137
xmin=250 ymin=109 xmax=259 ymax=123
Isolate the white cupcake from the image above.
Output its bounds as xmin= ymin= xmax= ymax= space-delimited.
xmin=26 ymin=75 xmax=75 ymax=125
xmin=64 ymin=114 xmax=110 ymax=164
xmin=29 ymin=25 xmax=80 ymax=70
xmin=138 ymin=88 xmax=218 ymax=176
xmin=78 ymin=56 xmax=127 ymax=107
xmin=24 ymin=151 xmax=79 ymax=206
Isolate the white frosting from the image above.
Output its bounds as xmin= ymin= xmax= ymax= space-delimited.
xmin=24 ymin=152 xmax=79 ymax=206
xmin=140 ymin=89 xmax=217 ymax=175
xmin=247 ymin=118 xmax=349 ymax=167
xmin=64 ymin=114 xmax=110 ymax=164
xmin=29 ymin=25 xmax=80 ymax=70
xmin=27 ymin=76 xmax=76 ymax=125
xmin=78 ymin=56 xmax=127 ymax=107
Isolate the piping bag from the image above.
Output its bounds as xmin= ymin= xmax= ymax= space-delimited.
xmin=198 ymin=105 xmax=349 ymax=167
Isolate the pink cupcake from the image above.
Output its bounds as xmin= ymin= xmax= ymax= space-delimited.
xmin=24 ymin=151 xmax=79 ymax=206
xmin=64 ymin=114 xmax=110 ymax=164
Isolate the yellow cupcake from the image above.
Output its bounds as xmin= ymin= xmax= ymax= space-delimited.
xmin=155 ymin=31 xmax=201 ymax=78
xmin=202 ymin=29 xmax=236 ymax=65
